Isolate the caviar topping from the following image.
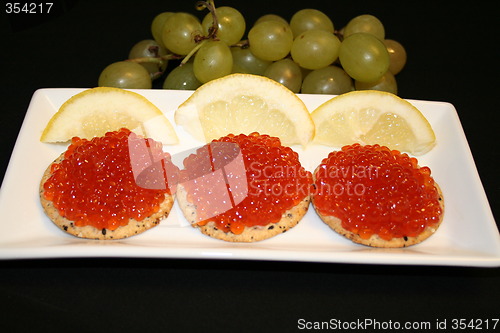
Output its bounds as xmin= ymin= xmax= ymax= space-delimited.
xmin=313 ymin=144 xmax=442 ymax=240
xmin=43 ymin=128 xmax=177 ymax=231
xmin=180 ymin=132 xmax=312 ymax=234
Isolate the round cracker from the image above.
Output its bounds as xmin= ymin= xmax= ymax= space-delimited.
xmin=177 ymin=184 xmax=310 ymax=242
xmin=40 ymin=153 xmax=174 ymax=240
xmin=312 ymin=183 xmax=444 ymax=248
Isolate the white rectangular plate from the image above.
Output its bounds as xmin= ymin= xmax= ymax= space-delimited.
xmin=1 ymin=88 xmax=499 ymax=266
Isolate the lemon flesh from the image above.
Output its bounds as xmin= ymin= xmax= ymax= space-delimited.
xmin=175 ymin=74 xmax=315 ymax=147
xmin=41 ymin=87 xmax=178 ymax=144
xmin=312 ymin=90 xmax=435 ymax=155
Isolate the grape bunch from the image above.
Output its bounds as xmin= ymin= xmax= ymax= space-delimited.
xmin=98 ymin=1 xmax=407 ymax=95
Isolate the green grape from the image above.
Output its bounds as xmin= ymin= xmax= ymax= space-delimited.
xmin=98 ymin=61 xmax=152 ymax=89
xmin=299 ymin=65 xmax=312 ymax=78
xmin=163 ymin=63 xmax=201 ymax=90
xmin=254 ymin=14 xmax=288 ymax=26
xmin=291 ymin=29 xmax=341 ymax=70
xmin=264 ymin=58 xmax=302 ymax=93
xmin=231 ymin=46 xmax=271 ymax=75
xmin=202 ymin=6 xmax=245 ymax=46
xmin=343 ymin=14 xmax=385 ymax=41
xmin=339 ymin=33 xmax=390 ymax=82
xmin=248 ymin=21 xmax=293 ymax=61
xmin=193 ymin=40 xmax=233 ymax=83
xmin=151 ymin=12 xmax=174 ymax=49
xmin=355 ymin=71 xmax=397 ymax=94
xmin=290 ymin=9 xmax=334 ymax=38
xmin=128 ymin=39 xmax=168 ymax=76
xmin=384 ymin=39 xmax=407 ymax=75
xmin=162 ymin=12 xmax=203 ymax=55
xmin=301 ymin=66 xmax=353 ymax=94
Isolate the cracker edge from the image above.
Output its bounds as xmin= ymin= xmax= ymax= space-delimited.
xmin=177 ymin=184 xmax=310 ymax=242
xmin=39 ymin=153 xmax=174 ymax=240
xmin=312 ymin=183 xmax=445 ymax=248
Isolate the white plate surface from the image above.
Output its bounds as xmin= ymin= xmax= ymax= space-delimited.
xmin=0 ymin=88 xmax=499 ymax=266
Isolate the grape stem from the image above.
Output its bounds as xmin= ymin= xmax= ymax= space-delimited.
xmin=126 ymin=53 xmax=182 ymax=79
xmin=127 ymin=46 xmax=183 ymax=64
xmin=150 ymin=71 xmax=164 ymax=81
xmin=122 ymin=0 xmax=219 ymax=79
xmin=334 ymin=29 xmax=344 ymax=40
xmin=232 ymin=39 xmax=249 ymax=48
xmin=180 ymin=39 xmax=208 ymax=65
xmin=126 ymin=54 xmax=182 ymax=64
xmin=195 ymin=0 xmax=218 ymax=41
xmin=178 ymin=0 xmax=218 ymax=65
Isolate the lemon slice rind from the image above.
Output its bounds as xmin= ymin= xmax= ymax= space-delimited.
xmin=311 ymin=90 xmax=435 ymax=155
xmin=41 ymin=87 xmax=178 ymax=145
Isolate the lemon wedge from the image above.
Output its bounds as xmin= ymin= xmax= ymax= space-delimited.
xmin=41 ymin=87 xmax=178 ymax=144
xmin=174 ymin=73 xmax=314 ymax=146
xmin=311 ymin=90 xmax=435 ymax=155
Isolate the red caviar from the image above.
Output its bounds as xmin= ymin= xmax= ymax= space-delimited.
xmin=43 ymin=128 xmax=177 ymax=231
xmin=180 ymin=133 xmax=312 ymax=234
xmin=313 ymin=144 xmax=442 ymax=241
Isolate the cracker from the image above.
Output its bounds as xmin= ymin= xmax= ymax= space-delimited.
xmin=312 ymin=185 xmax=444 ymax=248
xmin=40 ymin=153 xmax=173 ymax=240
xmin=177 ymin=184 xmax=310 ymax=242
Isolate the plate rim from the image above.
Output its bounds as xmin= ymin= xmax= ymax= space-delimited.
xmin=0 ymin=88 xmax=499 ymax=267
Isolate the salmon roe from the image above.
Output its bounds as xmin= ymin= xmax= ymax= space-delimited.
xmin=43 ymin=128 xmax=177 ymax=231
xmin=180 ymin=133 xmax=313 ymax=234
xmin=313 ymin=144 xmax=443 ymax=241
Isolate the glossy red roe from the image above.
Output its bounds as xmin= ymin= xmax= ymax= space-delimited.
xmin=43 ymin=128 xmax=177 ymax=231
xmin=313 ymin=144 xmax=442 ymax=240
xmin=180 ymin=132 xmax=313 ymax=234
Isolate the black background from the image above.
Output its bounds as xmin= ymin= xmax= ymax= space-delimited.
xmin=0 ymin=1 xmax=498 ymax=332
